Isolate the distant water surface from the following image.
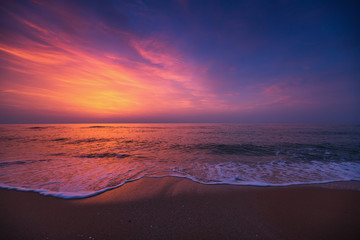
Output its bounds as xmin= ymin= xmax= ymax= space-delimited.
xmin=0 ymin=123 xmax=359 ymax=198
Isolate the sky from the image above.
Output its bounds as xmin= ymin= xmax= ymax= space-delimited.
xmin=0 ymin=0 xmax=359 ymax=123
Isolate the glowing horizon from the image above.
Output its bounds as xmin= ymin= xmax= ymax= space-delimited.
xmin=1 ymin=0 xmax=359 ymax=123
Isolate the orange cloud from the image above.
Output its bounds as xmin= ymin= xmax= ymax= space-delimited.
xmin=0 ymin=10 xmax=225 ymax=119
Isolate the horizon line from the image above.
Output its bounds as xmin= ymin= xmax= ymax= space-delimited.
xmin=1 ymin=121 xmax=359 ymax=125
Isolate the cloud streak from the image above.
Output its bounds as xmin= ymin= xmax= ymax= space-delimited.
xmin=0 ymin=1 xmax=226 ymax=120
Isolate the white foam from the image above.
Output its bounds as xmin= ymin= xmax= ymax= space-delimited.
xmin=1 ymin=159 xmax=360 ymax=199
xmin=1 ymin=123 xmax=360 ymax=199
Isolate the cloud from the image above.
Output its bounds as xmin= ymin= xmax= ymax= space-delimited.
xmin=0 ymin=1 xmax=226 ymax=120
xmin=1 ymin=0 xmax=358 ymax=123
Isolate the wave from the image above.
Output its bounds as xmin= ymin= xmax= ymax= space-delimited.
xmin=1 ymin=123 xmax=359 ymax=199
xmin=87 ymin=125 xmax=114 ymax=128
xmin=69 ymin=138 xmax=113 ymax=144
xmin=0 ymin=137 xmax=20 ymax=141
xmin=77 ymin=153 xmax=131 ymax=158
xmin=1 ymin=175 xmax=359 ymax=199
xmin=193 ymin=143 xmax=275 ymax=156
xmin=167 ymin=143 xmax=360 ymax=160
xmin=84 ymin=125 xmax=129 ymax=129
xmin=0 ymin=160 xmax=28 ymax=167
xmin=0 ymin=159 xmax=52 ymax=167
xmin=1 ymin=159 xmax=359 ymax=199
xmin=28 ymin=126 xmax=52 ymax=130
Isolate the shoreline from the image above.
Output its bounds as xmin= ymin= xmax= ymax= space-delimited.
xmin=1 ymin=177 xmax=360 ymax=239
xmin=1 ymin=177 xmax=359 ymax=199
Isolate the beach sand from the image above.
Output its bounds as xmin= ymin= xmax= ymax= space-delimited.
xmin=1 ymin=177 xmax=360 ymax=240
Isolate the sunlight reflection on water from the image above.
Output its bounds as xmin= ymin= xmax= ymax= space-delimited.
xmin=0 ymin=123 xmax=359 ymax=198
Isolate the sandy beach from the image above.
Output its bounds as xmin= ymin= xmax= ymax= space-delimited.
xmin=1 ymin=177 xmax=360 ymax=240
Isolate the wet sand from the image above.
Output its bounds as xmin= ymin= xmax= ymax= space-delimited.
xmin=1 ymin=177 xmax=360 ymax=240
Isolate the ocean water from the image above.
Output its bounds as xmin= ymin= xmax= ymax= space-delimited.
xmin=0 ymin=123 xmax=359 ymax=198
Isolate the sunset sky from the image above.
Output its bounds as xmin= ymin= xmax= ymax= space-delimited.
xmin=0 ymin=0 xmax=359 ymax=123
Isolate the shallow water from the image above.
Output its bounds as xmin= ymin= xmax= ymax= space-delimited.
xmin=0 ymin=123 xmax=359 ymax=198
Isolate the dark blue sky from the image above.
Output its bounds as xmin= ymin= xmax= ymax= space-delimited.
xmin=0 ymin=0 xmax=359 ymax=123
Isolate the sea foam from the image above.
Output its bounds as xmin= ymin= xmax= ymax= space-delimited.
xmin=0 ymin=123 xmax=359 ymax=198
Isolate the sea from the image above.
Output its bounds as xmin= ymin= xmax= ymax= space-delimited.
xmin=0 ymin=123 xmax=359 ymax=198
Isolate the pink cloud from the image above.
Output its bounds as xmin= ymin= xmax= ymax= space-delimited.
xmin=0 ymin=7 xmax=229 ymax=119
